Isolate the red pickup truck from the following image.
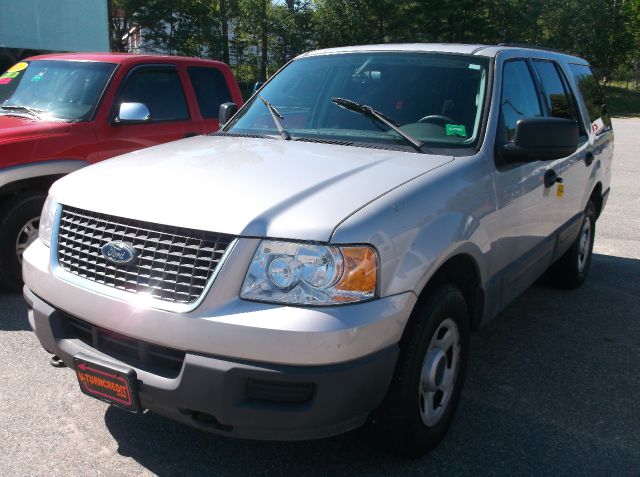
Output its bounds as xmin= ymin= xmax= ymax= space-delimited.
xmin=0 ymin=53 xmax=243 ymax=290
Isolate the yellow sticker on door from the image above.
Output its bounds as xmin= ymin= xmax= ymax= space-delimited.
xmin=556 ymin=184 xmax=565 ymax=198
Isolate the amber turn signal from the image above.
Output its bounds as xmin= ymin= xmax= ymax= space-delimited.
xmin=335 ymin=246 xmax=378 ymax=294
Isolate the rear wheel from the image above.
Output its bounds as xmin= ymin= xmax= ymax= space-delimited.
xmin=0 ymin=192 xmax=46 ymax=291
xmin=374 ymin=283 xmax=469 ymax=457
xmin=549 ymin=199 xmax=596 ymax=289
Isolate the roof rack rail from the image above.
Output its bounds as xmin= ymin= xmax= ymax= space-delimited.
xmin=498 ymin=43 xmax=568 ymax=55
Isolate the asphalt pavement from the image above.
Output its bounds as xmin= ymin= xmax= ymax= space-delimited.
xmin=1 ymin=118 xmax=638 ymax=476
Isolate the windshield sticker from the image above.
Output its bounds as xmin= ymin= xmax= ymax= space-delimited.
xmin=0 ymin=78 xmax=13 ymax=85
xmin=0 ymin=71 xmax=19 ymax=79
xmin=446 ymin=124 xmax=467 ymax=137
xmin=8 ymin=62 xmax=28 ymax=73
xmin=31 ymin=74 xmax=44 ymax=82
xmin=468 ymin=64 xmax=481 ymax=70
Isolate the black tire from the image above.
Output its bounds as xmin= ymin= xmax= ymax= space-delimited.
xmin=0 ymin=192 xmax=46 ymax=292
xmin=548 ymin=200 xmax=596 ymax=289
xmin=373 ymin=283 xmax=470 ymax=457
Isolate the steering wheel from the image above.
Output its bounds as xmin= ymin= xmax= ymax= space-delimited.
xmin=418 ymin=114 xmax=457 ymax=125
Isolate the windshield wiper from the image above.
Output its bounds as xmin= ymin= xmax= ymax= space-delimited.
xmin=331 ymin=97 xmax=425 ymax=153
xmin=1 ymin=105 xmax=44 ymax=120
xmin=259 ymin=96 xmax=291 ymax=140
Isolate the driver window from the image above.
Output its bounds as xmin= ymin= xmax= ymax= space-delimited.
xmin=501 ymin=60 xmax=542 ymax=142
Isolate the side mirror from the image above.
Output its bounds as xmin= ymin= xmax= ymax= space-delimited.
xmin=115 ymin=102 xmax=150 ymax=124
xmin=252 ymin=81 xmax=265 ymax=94
xmin=499 ymin=117 xmax=579 ymax=163
xmin=218 ymin=102 xmax=238 ymax=126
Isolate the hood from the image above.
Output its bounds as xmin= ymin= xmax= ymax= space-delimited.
xmin=0 ymin=115 xmax=70 ymax=145
xmin=51 ymin=135 xmax=452 ymax=241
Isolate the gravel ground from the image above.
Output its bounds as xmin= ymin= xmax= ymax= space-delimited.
xmin=0 ymin=118 xmax=638 ymax=476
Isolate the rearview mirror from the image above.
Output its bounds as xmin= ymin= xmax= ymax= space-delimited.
xmin=219 ymin=102 xmax=238 ymax=126
xmin=499 ymin=117 xmax=579 ymax=163
xmin=115 ymin=102 xmax=150 ymax=124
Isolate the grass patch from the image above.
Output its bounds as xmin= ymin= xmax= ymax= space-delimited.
xmin=603 ymin=85 xmax=640 ymax=117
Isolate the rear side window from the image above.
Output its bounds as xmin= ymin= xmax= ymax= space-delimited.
xmin=187 ymin=67 xmax=232 ymax=119
xmin=500 ymin=60 xmax=543 ymax=142
xmin=569 ymin=64 xmax=611 ymax=133
xmin=119 ymin=67 xmax=189 ymax=121
xmin=533 ymin=61 xmax=579 ymax=122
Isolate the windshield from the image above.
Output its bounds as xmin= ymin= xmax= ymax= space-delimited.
xmin=226 ymin=53 xmax=490 ymax=152
xmin=0 ymin=60 xmax=116 ymax=121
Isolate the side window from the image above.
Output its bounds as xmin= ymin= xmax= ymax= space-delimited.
xmin=500 ymin=60 xmax=543 ymax=142
xmin=119 ymin=67 xmax=189 ymax=121
xmin=187 ymin=66 xmax=232 ymax=119
xmin=569 ymin=64 xmax=612 ymax=133
xmin=533 ymin=61 xmax=578 ymax=121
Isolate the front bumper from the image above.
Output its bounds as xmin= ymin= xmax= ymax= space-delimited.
xmin=23 ymin=237 xmax=416 ymax=439
xmin=25 ymin=287 xmax=398 ymax=440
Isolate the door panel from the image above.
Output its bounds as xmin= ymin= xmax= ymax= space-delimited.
xmin=531 ymin=59 xmax=591 ymax=255
xmin=568 ymin=63 xmax=615 ymax=206
xmin=491 ymin=59 xmax=558 ymax=306
xmin=492 ymin=60 xmax=551 ymax=268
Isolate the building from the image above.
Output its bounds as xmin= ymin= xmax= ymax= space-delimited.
xmin=0 ymin=0 xmax=110 ymax=72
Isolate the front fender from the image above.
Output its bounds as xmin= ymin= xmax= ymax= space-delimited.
xmin=388 ymin=213 xmax=490 ymax=297
xmin=0 ymin=160 xmax=88 ymax=194
xmin=331 ymin=155 xmax=496 ymax=298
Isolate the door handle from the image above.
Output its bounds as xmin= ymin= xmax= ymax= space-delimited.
xmin=544 ymin=169 xmax=563 ymax=188
xmin=184 ymin=132 xmax=198 ymax=138
xmin=585 ymin=152 xmax=595 ymax=166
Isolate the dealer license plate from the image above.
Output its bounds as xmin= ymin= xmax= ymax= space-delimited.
xmin=73 ymin=353 xmax=140 ymax=413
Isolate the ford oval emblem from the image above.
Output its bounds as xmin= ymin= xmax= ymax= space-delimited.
xmin=101 ymin=241 xmax=137 ymax=264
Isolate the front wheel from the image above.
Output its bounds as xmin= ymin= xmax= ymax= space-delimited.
xmin=374 ymin=283 xmax=470 ymax=457
xmin=0 ymin=192 xmax=46 ymax=291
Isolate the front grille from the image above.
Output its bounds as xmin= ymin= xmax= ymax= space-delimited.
xmin=65 ymin=315 xmax=185 ymax=378
xmin=57 ymin=206 xmax=233 ymax=305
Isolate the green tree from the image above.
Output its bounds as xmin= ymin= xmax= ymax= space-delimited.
xmin=542 ymin=0 xmax=633 ymax=80
xmin=109 ymin=0 xmax=640 ymax=91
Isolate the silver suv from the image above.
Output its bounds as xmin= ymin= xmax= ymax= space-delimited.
xmin=23 ymin=44 xmax=613 ymax=456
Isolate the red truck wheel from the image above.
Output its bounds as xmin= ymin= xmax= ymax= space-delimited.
xmin=0 ymin=192 xmax=46 ymax=292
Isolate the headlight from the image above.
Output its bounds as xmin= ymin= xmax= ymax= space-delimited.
xmin=241 ymin=240 xmax=378 ymax=305
xmin=38 ymin=195 xmax=57 ymax=247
